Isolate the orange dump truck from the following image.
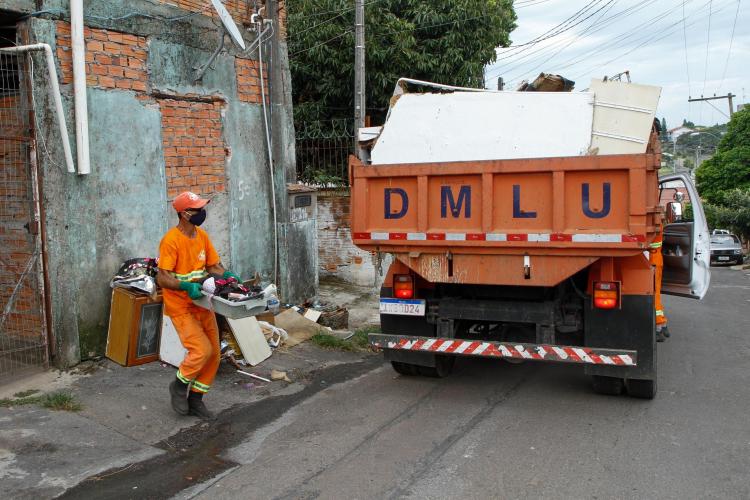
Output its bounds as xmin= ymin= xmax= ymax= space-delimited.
xmin=351 ymin=79 xmax=710 ymax=399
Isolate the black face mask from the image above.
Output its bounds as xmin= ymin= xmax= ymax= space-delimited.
xmin=187 ymin=208 xmax=207 ymax=226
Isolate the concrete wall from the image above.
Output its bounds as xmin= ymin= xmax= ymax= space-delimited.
xmin=4 ymin=0 xmax=304 ymax=366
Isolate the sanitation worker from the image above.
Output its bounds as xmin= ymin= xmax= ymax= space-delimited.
xmin=157 ymin=191 xmax=241 ymax=419
xmin=650 ymin=225 xmax=670 ymax=342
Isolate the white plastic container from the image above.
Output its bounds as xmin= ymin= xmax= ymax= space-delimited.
xmin=192 ymin=292 xmax=267 ymax=319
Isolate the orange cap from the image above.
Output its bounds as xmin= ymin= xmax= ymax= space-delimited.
xmin=172 ymin=191 xmax=210 ymax=212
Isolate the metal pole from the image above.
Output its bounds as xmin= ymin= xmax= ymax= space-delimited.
xmin=354 ymin=0 xmax=365 ymax=157
xmin=728 ymin=92 xmax=734 ymax=117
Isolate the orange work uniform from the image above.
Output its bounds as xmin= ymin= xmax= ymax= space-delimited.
xmin=159 ymin=227 xmax=221 ymax=394
xmin=649 ymin=230 xmax=668 ymax=328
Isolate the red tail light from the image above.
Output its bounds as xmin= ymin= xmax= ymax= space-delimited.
xmin=593 ymin=281 xmax=620 ymax=309
xmin=394 ymin=274 xmax=414 ymax=299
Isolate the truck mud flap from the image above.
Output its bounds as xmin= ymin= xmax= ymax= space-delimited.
xmin=369 ymin=334 xmax=637 ymax=367
xmin=584 ymin=294 xmax=655 ymax=380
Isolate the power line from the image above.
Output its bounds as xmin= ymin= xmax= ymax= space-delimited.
xmin=487 ymin=0 xmax=656 ymax=82
xmin=682 ymin=0 xmax=692 ymax=96
xmin=717 ymin=0 xmax=741 ymax=91
xmin=701 ymin=0 xmax=713 ymax=96
xmin=289 ymin=29 xmax=352 ymax=58
xmin=497 ymin=0 xmax=621 ymax=83
xmin=570 ymin=0 xmax=731 ymax=81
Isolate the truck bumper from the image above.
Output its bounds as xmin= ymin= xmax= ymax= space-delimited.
xmin=369 ymin=334 xmax=637 ymax=367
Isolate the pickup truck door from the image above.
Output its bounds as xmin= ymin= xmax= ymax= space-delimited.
xmin=658 ymin=173 xmax=711 ymax=299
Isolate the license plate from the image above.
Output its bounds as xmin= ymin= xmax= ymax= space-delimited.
xmin=379 ymin=299 xmax=426 ymax=316
xmin=718 ymin=256 xmax=730 ymax=261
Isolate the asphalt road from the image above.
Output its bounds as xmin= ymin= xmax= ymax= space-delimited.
xmin=63 ymin=267 xmax=750 ymax=499
xmin=177 ymin=267 xmax=748 ymax=500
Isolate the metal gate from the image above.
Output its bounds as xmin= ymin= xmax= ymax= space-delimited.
xmin=295 ymin=118 xmax=354 ymax=186
xmin=0 ymin=49 xmax=49 ymax=377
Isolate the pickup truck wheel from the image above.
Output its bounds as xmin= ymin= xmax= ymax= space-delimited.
xmin=391 ymin=361 xmax=419 ymax=376
xmin=418 ymin=356 xmax=455 ymax=378
xmin=625 ymin=378 xmax=657 ymax=399
xmin=591 ymin=375 xmax=624 ymax=396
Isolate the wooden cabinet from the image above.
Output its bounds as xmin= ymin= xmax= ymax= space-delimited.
xmin=106 ymin=288 xmax=163 ymax=366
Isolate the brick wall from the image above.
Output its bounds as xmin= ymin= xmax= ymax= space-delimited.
xmin=0 ymin=94 xmax=45 ymax=346
xmin=56 ymin=22 xmax=148 ymax=92
xmin=159 ymin=0 xmax=256 ymax=25
xmin=317 ymin=189 xmax=388 ymax=287
xmin=158 ymin=98 xmax=227 ymax=199
xmin=235 ymin=58 xmax=268 ymax=104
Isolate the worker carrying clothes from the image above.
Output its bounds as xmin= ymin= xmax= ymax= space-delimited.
xmin=649 ymin=227 xmax=670 ymax=342
xmin=157 ymin=191 xmax=242 ymax=420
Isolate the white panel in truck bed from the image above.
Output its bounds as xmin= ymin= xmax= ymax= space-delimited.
xmin=370 ymin=91 xmax=595 ymax=164
xmin=589 ymin=79 xmax=661 ymax=155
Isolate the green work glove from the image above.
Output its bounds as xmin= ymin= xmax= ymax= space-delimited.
xmin=223 ymin=270 xmax=242 ymax=282
xmin=179 ymin=281 xmax=203 ymax=300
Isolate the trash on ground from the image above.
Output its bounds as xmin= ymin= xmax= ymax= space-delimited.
xmin=226 ymin=316 xmax=272 ymax=366
xmin=274 ymin=309 xmax=330 ymax=348
xmin=237 ymin=370 xmax=271 ymax=383
xmin=303 ymin=308 xmax=323 ymax=323
xmin=270 ymin=369 xmax=292 ymax=383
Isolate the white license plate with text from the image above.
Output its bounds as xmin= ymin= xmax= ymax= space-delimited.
xmin=379 ymin=299 xmax=426 ymax=316
xmin=718 ymin=256 xmax=730 ymax=261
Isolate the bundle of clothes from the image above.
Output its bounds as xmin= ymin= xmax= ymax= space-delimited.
xmin=110 ymin=258 xmax=159 ymax=296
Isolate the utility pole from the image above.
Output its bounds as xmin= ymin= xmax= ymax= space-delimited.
xmin=688 ymin=93 xmax=736 ymax=117
xmin=354 ymin=0 xmax=365 ymax=158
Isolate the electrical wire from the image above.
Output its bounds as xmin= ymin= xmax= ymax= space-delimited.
xmin=486 ymin=0 xmax=657 ymax=82
xmin=682 ymin=0 xmax=692 ymax=97
xmin=289 ymin=29 xmax=352 ymax=58
xmin=702 ymin=0 xmax=713 ymax=97
xmin=496 ymin=0 xmax=619 ymax=83
xmin=717 ymin=0 xmax=741 ymax=91
xmin=569 ymin=0 xmax=731 ymax=81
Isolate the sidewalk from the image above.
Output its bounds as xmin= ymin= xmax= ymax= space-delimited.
xmin=0 ymin=278 xmax=382 ymax=499
xmin=1 ymin=343 xmax=375 ymax=499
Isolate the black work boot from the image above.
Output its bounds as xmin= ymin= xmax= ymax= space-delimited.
xmin=188 ymin=391 xmax=215 ymax=421
xmin=656 ymin=327 xmax=667 ymax=343
xmin=169 ymin=378 xmax=189 ymax=416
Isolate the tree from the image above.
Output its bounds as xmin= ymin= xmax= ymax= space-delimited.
xmin=695 ymin=107 xmax=750 ymax=204
xmin=660 ymin=117 xmax=667 ymax=139
xmin=287 ymin=0 xmax=517 ymax=125
xmin=682 ymin=119 xmax=695 ymax=128
xmin=704 ymin=189 xmax=750 ymax=244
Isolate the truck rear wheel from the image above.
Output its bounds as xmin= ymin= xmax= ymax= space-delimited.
xmin=625 ymin=378 xmax=657 ymax=399
xmin=417 ymin=356 xmax=455 ymax=378
xmin=591 ymin=375 xmax=624 ymax=396
xmin=391 ymin=361 xmax=419 ymax=376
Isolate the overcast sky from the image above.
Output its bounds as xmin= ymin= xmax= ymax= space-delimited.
xmin=484 ymin=0 xmax=748 ymax=129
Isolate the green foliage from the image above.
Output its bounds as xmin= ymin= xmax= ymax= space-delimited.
xmin=682 ymin=119 xmax=695 ymax=127
xmin=310 ymin=325 xmax=378 ymax=351
xmin=0 ymin=391 xmax=82 ymax=411
xmin=704 ymin=188 xmax=750 ymax=243
xmin=660 ymin=117 xmax=668 ymax=139
xmin=695 ymin=108 xmax=750 ymax=204
xmin=287 ymin=0 xmax=517 ymax=125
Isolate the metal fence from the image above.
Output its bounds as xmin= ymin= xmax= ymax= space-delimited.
xmin=0 ymin=49 xmax=49 ymax=378
xmin=295 ymin=118 xmax=354 ymax=186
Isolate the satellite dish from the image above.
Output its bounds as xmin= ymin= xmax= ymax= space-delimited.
xmin=211 ymin=0 xmax=246 ymax=50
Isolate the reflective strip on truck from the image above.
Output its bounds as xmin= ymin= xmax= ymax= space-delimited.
xmin=353 ymin=232 xmax=646 ymax=243
xmin=369 ymin=334 xmax=637 ymax=366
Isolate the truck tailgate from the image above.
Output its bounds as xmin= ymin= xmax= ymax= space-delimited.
xmin=350 ymin=154 xmax=659 ymax=286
